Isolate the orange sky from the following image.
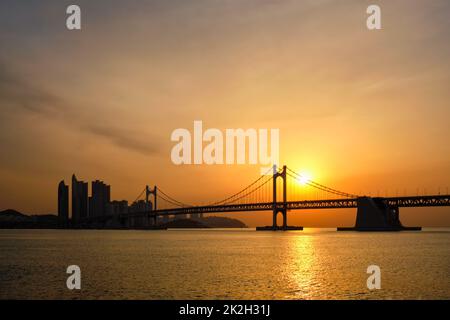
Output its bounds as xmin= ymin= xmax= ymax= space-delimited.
xmin=0 ymin=0 xmax=449 ymax=226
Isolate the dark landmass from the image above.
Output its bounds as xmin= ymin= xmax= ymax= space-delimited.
xmin=200 ymin=216 xmax=247 ymax=228
xmin=0 ymin=210 xmax=248 ymax=229
xmin=158 ymin=216 xmax=248 ymax=229
xmin=0 ymin=209 xmax=58 ymax=229
xmin=160 ymin=218 xmax=208 ymax=229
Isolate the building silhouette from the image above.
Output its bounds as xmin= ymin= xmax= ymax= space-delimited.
xmin=90 ymin=180 xmax=110 ymax=217
xmin=58 ymin=180 xmax=69 ymax=222
xmin=72 ymin=174 xmax=88 ymax=222
xmin=59 ymin=174 xmax=163 ymax=227
xmin=129 ymin=200 xmax=152 ymax=213
xmin=106 ymin=200 xmax=128 ymax=215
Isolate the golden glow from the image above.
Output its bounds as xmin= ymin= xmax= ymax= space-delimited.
xmin=297 ymin=172 xmax=312 ymax=186
xmin=0 ymin=1 xmax=449 ymax=227
xmin=287 ymin=234 xmax=315 ymax=298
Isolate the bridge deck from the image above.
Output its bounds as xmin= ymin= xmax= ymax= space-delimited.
xmin=79 ymin=195 xmax=450 ymax=222
xmin=123 ymin=195 xmax=450 ymax=218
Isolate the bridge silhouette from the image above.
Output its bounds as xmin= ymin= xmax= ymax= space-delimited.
xmin=84 ymin=165 xmax=450 ymax=231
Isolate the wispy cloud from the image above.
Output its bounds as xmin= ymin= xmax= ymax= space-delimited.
xmin=86 ymin=124 xmax=159 ymax=156
xmin=0 ymin=63 xmax=61 ymax=115
xmin=0 ymin=62 xmax=159 ymax=156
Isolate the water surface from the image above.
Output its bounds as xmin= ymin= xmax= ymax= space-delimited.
xmin=0 ymin=228 xmax=449 ymax=299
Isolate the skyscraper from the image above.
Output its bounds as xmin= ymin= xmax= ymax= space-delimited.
xmin=80 ymin=182 xmax=88 ymax=219
xmin=58 ymin=180 xmax=69 ymax=222
xmin=91 ymin=180 xmax=111 ymax=217
xmin=72 ymin=174 xmax=88 ymax=222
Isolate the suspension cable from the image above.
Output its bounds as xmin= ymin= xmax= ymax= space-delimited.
xmin=156 ymin=193 xmax=188 ymax=208
xmin=286 ymin=167 xmax=357 ymax=198
xmin=132 ymin=187 xmax=146 ymax=204
xmin=219 ymin=175 xmax=273 ymax=205
xmin=207 ymin=166 xmax=274 ymax=206
xmin=157 ymin=188 xmax=192 ymax=207
xmin=286 ymin=172 xmax=351 ymax=198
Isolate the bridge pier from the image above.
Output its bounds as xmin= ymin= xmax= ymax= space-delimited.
xmin=272 ymin=209 xmax=287 ymax=229
xmin=338 ymin=197 xmax=421 ymax=231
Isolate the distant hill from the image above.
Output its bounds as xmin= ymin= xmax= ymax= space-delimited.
xmin=160 ymin=218 xmax=208 ymax=229
xmin=0 ymin=209 xmax=58 ymax=228
xmin=160 ymin=216 xmax=247 ymax=229
xmin=0 ymin=209 xmax=30 ymax=222
xmin=200 ymin=216 xmax=247 ymax=228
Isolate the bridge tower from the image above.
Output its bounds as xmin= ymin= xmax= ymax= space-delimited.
xmin=272 ymin=165 xmax=287 ymax=229
xmin=146 ymin=185 xmax=157 ymax=225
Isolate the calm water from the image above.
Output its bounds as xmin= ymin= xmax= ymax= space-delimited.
xmin=0 ymin=228 xmax=449 ymax=299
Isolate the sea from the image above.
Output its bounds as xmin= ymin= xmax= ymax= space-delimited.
xmin=0 ymin=228 xmax=449 ymax=299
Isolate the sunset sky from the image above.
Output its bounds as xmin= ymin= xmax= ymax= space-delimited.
xmin=1 ymin=0 xmax=449 ymax=227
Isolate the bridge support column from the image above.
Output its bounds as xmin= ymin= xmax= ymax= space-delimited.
xmin=271 ymin=208 xmax=287 ymax=230
xmin=257 ymin=165 xmax=302 ymax=231
xmin=272 ymin=210 xmax=277 ymax=228
xmin=146 ymin=185 xmax=157 ymax=210
xmin=146 ymin=185 xmax=161 ymax=228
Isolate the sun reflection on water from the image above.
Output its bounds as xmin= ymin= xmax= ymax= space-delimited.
xmin=285 ymin=233 xmax=317 ymax=299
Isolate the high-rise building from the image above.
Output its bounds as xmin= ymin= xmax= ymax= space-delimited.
xmin=88 ymin=196 xmax=93 ymax=217
xmin=72 ymin=174 xmax=88 ymax=222
xmin=129 ymin=200 xmax=152 ymax=213
xmin=106 ymin=200 xmax=129 ymax=215
xmin=91 ymin=180 xmax=111 ymax=217
xmin=80 ymin=182 xmax=88 ymax=219
xmin=57 ymin=180 xmax=69 ymax=221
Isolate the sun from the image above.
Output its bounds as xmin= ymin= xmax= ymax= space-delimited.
xmin=297 ymin=172 xmax=312 ymax=185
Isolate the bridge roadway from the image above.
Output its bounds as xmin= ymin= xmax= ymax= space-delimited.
xmin=120 ymin=194 xmax=450 ymax=219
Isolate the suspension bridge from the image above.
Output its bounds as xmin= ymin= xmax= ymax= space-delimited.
xmin=83 ymin=165 xmax=450 ymax=231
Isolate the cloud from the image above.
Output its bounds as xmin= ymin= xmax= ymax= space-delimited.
xmin=0 ymin=61 xmax=159 ymax=156
xmin=0 ymin=63 xmax=61 ymax=115
xmin=86 ymin=124 xmax=159 ymax=156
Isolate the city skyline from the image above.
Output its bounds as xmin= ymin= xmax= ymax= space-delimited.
xmin=1 ymin=0 xmax=450 ymax=227
xmin=53 ymin=167 xmax=450 ymax=229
